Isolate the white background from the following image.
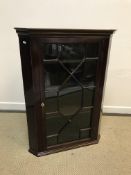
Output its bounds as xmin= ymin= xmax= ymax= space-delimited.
xmin=0 ymin=0 xmax=131 ymax=114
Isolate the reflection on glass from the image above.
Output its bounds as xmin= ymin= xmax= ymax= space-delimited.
xmin=43 ymin=43 xmax=99 ymax=146
xmin=44 ymin=44 xmax=58 ymax=59
xmin=44 ymin=44 xmax=84 ymax=61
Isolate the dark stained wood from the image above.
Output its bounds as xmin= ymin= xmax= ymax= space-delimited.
xmin=15 ymin=28 xmax=115 ymax=37
xmin=91 ymin=38 xmax=110 ymax=139
xmin=18 ymin=36 xmax=37 ymax=152
xmin=30 ymin=136 xmax=100 ymax=157
xmin=15 ymin=28 xmax=115 ymax=156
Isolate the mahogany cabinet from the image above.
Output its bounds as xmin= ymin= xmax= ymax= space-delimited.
xmin=15 ymin=28 xmax=115 ymax=156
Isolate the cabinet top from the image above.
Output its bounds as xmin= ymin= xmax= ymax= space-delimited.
xmin=15 ymin=28 xmax=115 ymax=36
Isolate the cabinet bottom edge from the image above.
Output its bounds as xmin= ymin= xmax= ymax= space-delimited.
xmin=29 ymin=135 xmax=100 ymax=157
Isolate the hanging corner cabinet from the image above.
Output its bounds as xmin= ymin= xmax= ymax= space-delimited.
xmin=15 ymin=28 xmax=115 ymax=156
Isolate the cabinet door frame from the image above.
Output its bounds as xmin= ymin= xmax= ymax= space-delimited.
xmin=30 ymin=36 xmax=110 ymax=152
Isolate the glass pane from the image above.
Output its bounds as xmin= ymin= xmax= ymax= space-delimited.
xmin=44 ymin=62 xmax=68 ymax=113
xmin=80 ymin=129 xmax=90 ymax=139
xmin=85 ymin=43 xmax=99 ymax=57
xmin=44 ymin=63 xmax=68 ymax=89
xmin=59 ymin=83 xmax=82 ymax=116
xmin=46 ymin=113 xmax=67 ymax=136
xmin=44 ymin=43 xmax=58 ymax=60
xmin=47 ymin=135 xmax=58 ymax=146
xmin=46 ymin=113 xmax=67 ymax=146
xmin=75 ymin=60 xmax=97 ymax=87
xmin=58 ymin=110 xmax=91 ymax=144
xmin=61 ymin=44 xmax=84 ymax=59
xmin=45 ymin=93 xmax=57 ymax=113
xmin=43 ymin=42 xmax=99 ymax=146
xmin=46 ymin=110 xmax=92 ymax=146
xmin=83 ymin=87 xmax=95 ymax=107
xmin=44 ymin=43 xmax=84 ymax=62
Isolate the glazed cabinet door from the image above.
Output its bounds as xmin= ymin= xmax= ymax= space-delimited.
xmin=31 ymin=37 xmax=109 ymax=150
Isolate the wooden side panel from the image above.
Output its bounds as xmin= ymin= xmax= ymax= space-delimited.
xmin=18 ymin=36 xmax=37 ymax=152
xmin=18 ymin=36 xmax=45 ymax=155
xmin=91 ymin=38 xmax=110 ymax=139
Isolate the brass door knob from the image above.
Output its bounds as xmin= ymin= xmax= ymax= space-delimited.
xmin=23 ymin=40 xmax=27 ymax=45
xmin=41 ymin=102 xmax=45 ymax=108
